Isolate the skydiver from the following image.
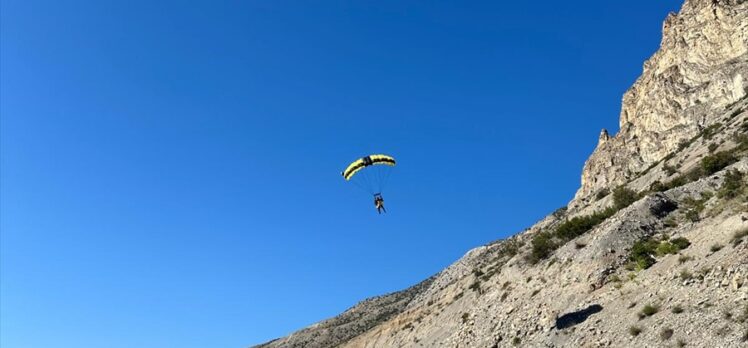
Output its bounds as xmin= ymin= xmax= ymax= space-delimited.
xmin=374 ymin=193 xmax=386 ymax=214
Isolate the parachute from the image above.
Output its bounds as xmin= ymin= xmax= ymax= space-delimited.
xmin=341 ymin=154 xmax=396 ymax=194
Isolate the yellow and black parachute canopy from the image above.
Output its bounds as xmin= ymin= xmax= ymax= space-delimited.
xmin=341 ymin=154 xmax=396 ymax=180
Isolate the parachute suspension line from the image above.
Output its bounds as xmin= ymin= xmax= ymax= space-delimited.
xmin=379 ymin=164 xmax=393 ymax=193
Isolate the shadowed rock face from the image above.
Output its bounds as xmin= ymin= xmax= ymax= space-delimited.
xmin=253 ymin=1 xmax=748 ymax=347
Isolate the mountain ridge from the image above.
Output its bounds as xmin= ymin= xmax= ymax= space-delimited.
xmin=254 ymin=0 xmax=748 ymax=346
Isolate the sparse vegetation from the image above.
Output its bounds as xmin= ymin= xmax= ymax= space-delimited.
xmin=677 ymin=254 xmax=692 ymax=264
xmin=527 ymin=185 xmax=643 ymax=264
xmin=700 ymin=150 xmax=736 ymax=175
xmin=527 ymin=231 xmax=557 ymax=264
xmin=708 ymin=143 xmax=718 ymax=153
xmin=640 ymin=304 xmax=659 ymax=317
xmin=702 ymin=123 xmax=722 ymax=140
xmin=613 ymin=186 xmax=638 ymax=210
xmin=731 ymin=227 xmax=748 ymax=247
xmin=710 ymin=244 xmax=723 ymax=253
xmin=671 ymin=305 xmax=684 ymax=314
xmin=670 ymin=237 xmax=691 ymax=250
xmin=628 ymin=236 xmax=690 ymax=270
xmin=629 ymin=239 xmax=658 ymax=270
xmin=718 ymin=169 xmax=744 ymax=199
xmin=555 ymin=209 xmax=615 ymax=241
xmin=629 ymin=326 xmax=642 ymax=336
xmin=681 ymin=196 xmax=707 ymax=222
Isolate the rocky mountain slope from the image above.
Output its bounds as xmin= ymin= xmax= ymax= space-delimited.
xmin=254 ymin=0 xmax=748 ymax=346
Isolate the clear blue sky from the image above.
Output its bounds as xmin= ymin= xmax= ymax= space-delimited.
xmin=1 ymin=1 xmax=682 ymax=347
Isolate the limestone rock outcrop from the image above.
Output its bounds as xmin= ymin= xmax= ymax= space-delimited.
xmin=575 ymin=0 xmax=748 ymax=203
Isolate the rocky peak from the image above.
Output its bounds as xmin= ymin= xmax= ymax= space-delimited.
xmin=597 ymin=129 xmax=610 ymax=146
xmin=573 ymin=0 xmax=748 ymax=203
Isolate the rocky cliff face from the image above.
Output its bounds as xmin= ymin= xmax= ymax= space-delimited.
xmin=574 ymin=0 xmax=748 ymax=204
xmin=253 ymin=1 xmax=748 ymax=347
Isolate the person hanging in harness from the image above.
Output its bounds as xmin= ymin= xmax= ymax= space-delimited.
xmin=374 ymin=193 xmax=386 ymax=214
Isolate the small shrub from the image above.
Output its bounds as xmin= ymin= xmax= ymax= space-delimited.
xmin=629 ymin=239 xmax=658 ymax=270
xmin=660 ymin=328 xmax=674 ymax=340
xmin=555 ymin=209 xmax=614 ymax=241
xmin=461 ymin=312 xmax=469 ymax=323
xmin=656 ymin=241 xmax=680 ymax=256
xmin=670 ymin=237 xmax=691 ymax=250
xmin=682 ymin=196 xmax=706 ymax=222
xmin=641 ymin=304 xmax=659 ymax=317
xmin=676 ymin=338 xmax=687 ymax=347
xmin=613 ymin=186 xmax=639 ymax=210
xmin=629 ymin=326 xmax=642 ymax=336
xmin=672 ymin=305 xmax=684 ymax=314
xmin=468 ymin=280 xmax=481 ymax=293
xmin=677 ymin=255 xmax=692 ymax=264
xmin=649 ymin=180 xmax=667 ymax=193
xmin=710 ymin=244 xmax=723 ymax=253
xmin=527 ymin=231 xmax=557 ymax=264
xmin=677 ymin=139 xmax=690 ymax=151
xmin=512 ymin=337 xmax=521 ymax=346
xmin=664 ymin=164 xmax=677 ymax=176
xmin=718 ymin=169 xmax=744 ymax=199
xmin=679 ymin=269 xmax=692 ymax=281
xmin=702 ymin=123 xmax=722 ymax=140
xmin=684 ymin=209 xmax=700 ymax=222
xmin=732 ymin=228 xmax=748 ymax=247
xmin=701 ymin=151 xmax=737 ymax=175
xmin=708 ymin=143 xmax=718 ymax=153
xmin=500 ymin=239 xmax=522 ymax=258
